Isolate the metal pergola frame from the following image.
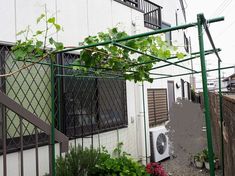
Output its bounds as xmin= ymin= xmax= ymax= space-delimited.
xmin=26 ymin=13 xmax=229 ymax=176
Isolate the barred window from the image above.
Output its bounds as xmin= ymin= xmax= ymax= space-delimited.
xmin=62 ymin=54 xmax=128 ymax=138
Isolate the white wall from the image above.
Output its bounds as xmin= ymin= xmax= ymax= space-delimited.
xmin=0 ymin=0 xmax=191 ymax=174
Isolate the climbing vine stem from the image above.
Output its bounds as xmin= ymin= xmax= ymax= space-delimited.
xmin=6 ymin=12 xmax=185 ymax=82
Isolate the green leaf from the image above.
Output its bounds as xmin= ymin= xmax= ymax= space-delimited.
xmin=48 ymin=17 xmax=55 ymax=24
xmin=54 ymin=41 xmax=64 ymax=50
xmin=164 ymin=50 xmax=171 ymax=58
xmin=54 ymin=24 xmax=61 ymax=32
xmin=49 ymin=37 xmax=54 ymax=45
xmin=35 ymin=30 xmax=43 ymax=35
xmin=36 ymin=14 xmax=45 ymax=23
xmin=16 ymin=30 xmax=26 ymax=36
xmin=176 ymin=52 xmax=185 ymax=59
xmin=36 ymin=41 xmax=43 ymax=48
xmin=13 ymin=49 xmax=27 ymax=60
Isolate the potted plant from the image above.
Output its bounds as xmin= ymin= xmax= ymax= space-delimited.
xmin=202 ymin=149 xmax=210 ymax=170
xmin=193 ymin=153 xmax=204 ymax=168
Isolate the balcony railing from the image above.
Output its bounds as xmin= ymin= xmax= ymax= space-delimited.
xmin=141 ymin=0 xmax=162 ymax=29
xmin=114 ymin=0 xmax=143 ymax=12
xmin=114 ymin=0 xmax=162 ymax=30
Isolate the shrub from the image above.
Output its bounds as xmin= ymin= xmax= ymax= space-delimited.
xmin=55 ymin=145 xmax=102 ymax=176
xmin=92 ymin=143 xmax=147 ymax=176
xmin=54 ymin=143 xmax=148 ymax=176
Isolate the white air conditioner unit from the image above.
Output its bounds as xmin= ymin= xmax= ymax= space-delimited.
xmin=149 ymin=126 xmax=170 ymax=162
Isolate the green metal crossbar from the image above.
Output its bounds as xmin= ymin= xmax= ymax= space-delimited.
xmin=150 ymin=48 xmax=221 ymax=70
xmin=56 ymin=74 xmax=123 ymax=79
xmin=153 ymin=65 xmax=234 ymax=80
xmin=114 ymin=43 xmax=198 ymax=73
xmin=56 ymin=17 xmax=224 ymax=54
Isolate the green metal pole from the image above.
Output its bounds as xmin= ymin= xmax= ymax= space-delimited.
xmin=55 ymin=74 xmax=123 ymax=79
xmin=141 ymin=82 xmax=148 ymax=164
xmin=218 ymin=59 xmax=224 ymax=176
xmin=57 ymin=54 xmax=62 ymax=156
xmin=56 ymin=17 xmax=224 ymax=54
xmin=197 ymin=13 xmax=215 ymax=176
xmin=50 ymin=60 xmax=56 ymax=176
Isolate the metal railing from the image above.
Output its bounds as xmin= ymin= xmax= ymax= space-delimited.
xmin=141 ymin=0 xmax=162 ymax=29
xmin=0 ymin=43 xmax=69 ymax=176
xmin=114 ymin=0 xmax=162 ymax=30
xmin=0 ymin=90 xmax=68 ymax=176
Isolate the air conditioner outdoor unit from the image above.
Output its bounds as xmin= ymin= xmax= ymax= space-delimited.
xmin=149 ymin=126 xmax=170 ymax=162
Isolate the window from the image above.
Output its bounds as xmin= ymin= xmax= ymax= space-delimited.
xmin=161 ymin=22 xmax=172 ymax=45
xmin=147 ymin=89 xmax=168 ymax=127
xmin=61 ymin=53 xmax=128 ymax=138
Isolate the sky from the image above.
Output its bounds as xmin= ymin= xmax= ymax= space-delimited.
xmin=186 ymin=0 xmax=235 ymax=78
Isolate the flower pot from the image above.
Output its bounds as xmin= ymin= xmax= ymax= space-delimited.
xmin=205 ymin=159 xmax=219 ymax=170
xmin=205 ymin=162 xmax=210 ymax=170
xmin=195 ymin=161 xmax=204 ymax=168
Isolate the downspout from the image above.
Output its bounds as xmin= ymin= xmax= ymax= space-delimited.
xmin=142 ymin=82 xmax=148 ymax=164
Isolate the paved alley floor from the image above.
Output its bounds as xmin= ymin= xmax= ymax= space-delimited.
xmin=161 ymin=99 xmax=222 ymax=176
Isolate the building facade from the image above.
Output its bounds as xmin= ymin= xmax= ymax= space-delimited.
xmin=0 ymin=0 xmax=191 ymax=175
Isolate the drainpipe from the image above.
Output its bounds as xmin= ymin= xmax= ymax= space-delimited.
xmin=142 ymin=82 xmax=148 ymax=164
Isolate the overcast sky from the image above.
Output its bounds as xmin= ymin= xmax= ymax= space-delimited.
xmin=186 ymin=0 xmax=235 ymax=78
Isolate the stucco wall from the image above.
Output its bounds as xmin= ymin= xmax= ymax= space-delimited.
xmin=0 ymin=0 xmax=191 ymax=175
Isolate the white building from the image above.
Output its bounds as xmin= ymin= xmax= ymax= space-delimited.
xmin=0 ymin=0 xmax=192 ymax=175
xmin=195 ymin=77 xmax=228 ymax=92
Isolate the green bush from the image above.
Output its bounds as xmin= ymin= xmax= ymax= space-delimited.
xmin=55 ymin=145 xmax=102 ymax=176
xmin=54 ymin=143 xmax=148 ymax=176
